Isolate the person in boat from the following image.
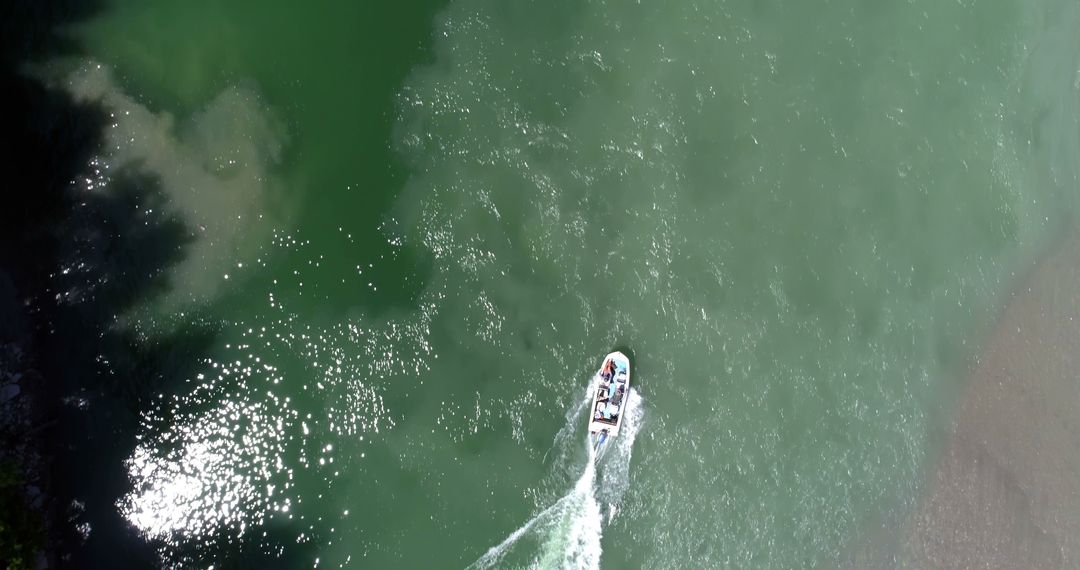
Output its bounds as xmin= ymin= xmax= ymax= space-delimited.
xmin=600 ymin=358 xmax=616 ymax=382
xmin=610 ymin=384 xmax=624 ymax=406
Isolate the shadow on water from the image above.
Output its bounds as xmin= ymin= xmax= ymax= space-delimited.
xmin=2 ymin=2 xmax=185 ymax=566
xmin=0 ymin=1 xmax=318 ymax=567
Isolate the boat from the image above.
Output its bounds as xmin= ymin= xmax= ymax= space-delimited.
xmin=588 ymin=351 xmax=631 ymax=449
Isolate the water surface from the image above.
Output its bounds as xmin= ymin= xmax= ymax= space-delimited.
xmin=56 ymin=0 xmax=1080 ymax=566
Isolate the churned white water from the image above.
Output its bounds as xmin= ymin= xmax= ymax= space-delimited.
xmin=469 ymin=389 xmax=643 ymax=570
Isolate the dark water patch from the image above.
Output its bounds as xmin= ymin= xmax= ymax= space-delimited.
xmin=0 ymin=7 xmax=100 ymax=567
xmin=0 ymin=1 xmax=276 ymax=566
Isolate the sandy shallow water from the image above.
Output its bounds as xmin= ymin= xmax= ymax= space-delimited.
xmin=847 ymin=233 xmax=1080 ymax=569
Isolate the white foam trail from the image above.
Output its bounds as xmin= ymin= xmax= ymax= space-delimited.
xmin=530 ymin=444 xmax=601 ymax=570
xmin=467 ymin=388 xmax=643 ymax=570
xmin=467 ymin=443 xmax=599 ymax=570
xmin=465 ymin=496 xmax=570 ymax=570
xmin=596 ymin=389 xmax=644 ymax=520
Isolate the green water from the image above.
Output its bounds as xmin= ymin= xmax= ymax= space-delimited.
xmin=67 ymin=0 xmax=1080 ymax=566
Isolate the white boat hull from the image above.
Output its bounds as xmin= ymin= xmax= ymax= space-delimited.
xmin=588 ymin=351 xmax=631 ymax=439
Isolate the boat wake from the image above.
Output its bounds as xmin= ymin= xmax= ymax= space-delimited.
xmin=467 ymin=389 xmax=643 ymax=570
